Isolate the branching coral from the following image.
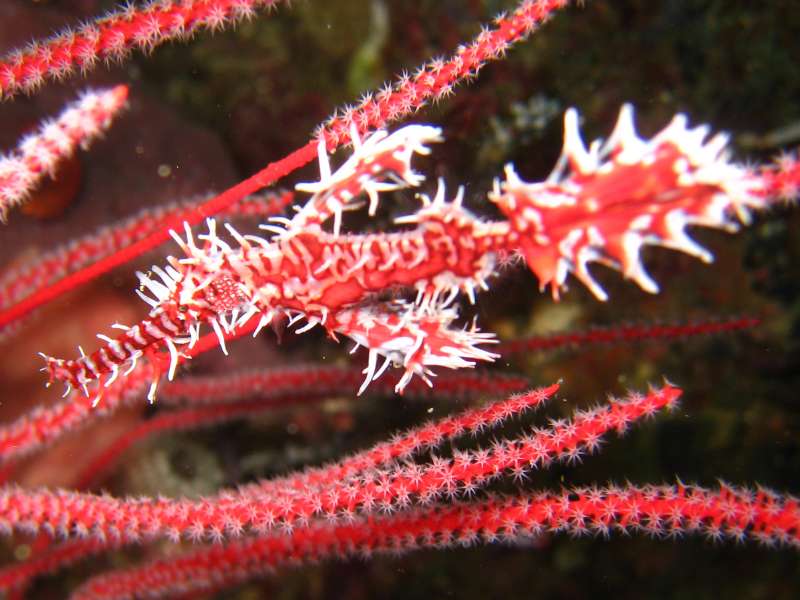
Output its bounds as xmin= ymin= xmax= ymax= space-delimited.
xmin=0 ymin=1 xmax=798 ymax=598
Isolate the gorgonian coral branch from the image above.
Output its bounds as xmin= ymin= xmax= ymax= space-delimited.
xmin=240 ymin=383 xmax=559 ymax=503
xmin=0 ymin=537 xmax=109 ymax=597
xmin=0 ymin=382 xmax=551 ymax=593
xmin=76 ymin=367 xmax=531 ymax=488
xmin=0 ymin=385 xmax=677 ymax=544
xmin=0 ymin=356 xmax=526 ymax=470
xmin=68 ymin=483 xmax=800 ymax=599
xmin=0 ymin=1 xmax=286 ymax=100
xmin=158 ymin=364 xmax=530 ymax=408
xmin=496 ymin=315 xmax=762 ymax=356
xmin=0 ymin=2 xmax=796 ymax=597
xmin=0 ymin=85 xmax=128 ymax=220
xmin=321 ymin=0 xmax=572 ymax=145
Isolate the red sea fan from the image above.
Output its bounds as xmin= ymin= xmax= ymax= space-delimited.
xmin=0 ymin=1 xmax=798 ymax=598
